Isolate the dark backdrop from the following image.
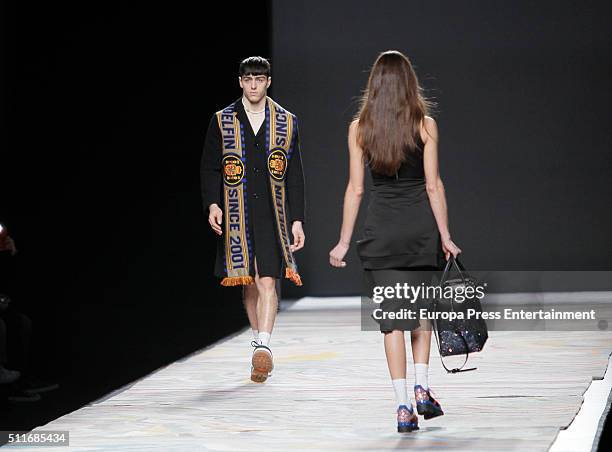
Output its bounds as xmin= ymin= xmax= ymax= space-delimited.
xmin=1 ymin=1 xmax=270 ymax=431
xmin=272 ymin=0 xmax=612 ymax=297
xmin=2 ymin=0 xmax=611 ymax=435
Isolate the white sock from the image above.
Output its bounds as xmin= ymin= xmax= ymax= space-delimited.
xmin=392 ymin=378 xmax=408 ymax=406
xmin=252 ymin=329 xmax=259 ymax=342
xmin=414 ymin=363 xmax=429 ymax=390
xmin=258 ymin=331 xmax=271 ymax=347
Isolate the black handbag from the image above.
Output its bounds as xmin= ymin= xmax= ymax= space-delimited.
xmin=431 ymin=255 xmax=488 ymax=373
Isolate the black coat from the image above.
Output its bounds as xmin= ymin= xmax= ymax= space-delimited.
xmin=200 ymin=98 xmax=305 ymax=279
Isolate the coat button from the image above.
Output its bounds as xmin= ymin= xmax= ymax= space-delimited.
xmin=253 ymin=193 xmax=258 ymax=199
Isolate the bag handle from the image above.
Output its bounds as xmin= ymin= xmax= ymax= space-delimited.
xmin=439 ymin=254 xmax=468 ymax=290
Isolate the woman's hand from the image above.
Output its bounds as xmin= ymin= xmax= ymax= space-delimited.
xmin=442 ymin=237 xmax=462 ymax=260
xmin=329 ymin=242 xmax=349 ymax=267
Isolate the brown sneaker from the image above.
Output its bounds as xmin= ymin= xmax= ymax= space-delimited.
xmin=250 ymin=341 xmax=274 ymax=383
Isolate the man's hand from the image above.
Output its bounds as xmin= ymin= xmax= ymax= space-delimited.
xmin=208 ymin=204 xmax=223 ymax=235
xmin=0 ymin=236 xmax=17 ymax=256
xmin=290 ymin=220 xmax=305 ymax=252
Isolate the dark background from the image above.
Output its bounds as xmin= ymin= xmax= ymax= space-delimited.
xmin=1 ymin=1 xmax=270 ymax=431
xmin=1 ymin=0 xmax=611 ymax=447
xmin=272 ymin=0 xmax=612 ymax=298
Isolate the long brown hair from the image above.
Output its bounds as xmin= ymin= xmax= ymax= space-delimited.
xmin=356 ymin=50 xmax=436 ymax=176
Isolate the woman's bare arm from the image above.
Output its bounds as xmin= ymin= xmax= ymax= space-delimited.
xmin=329 ymin=120 xmax=365 ymax=267
xmin=422 ymin=116 xmax=461 ymax=259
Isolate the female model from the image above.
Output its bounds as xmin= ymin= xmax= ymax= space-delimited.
xmin=329 ymin=50 xmax=461 ymax=433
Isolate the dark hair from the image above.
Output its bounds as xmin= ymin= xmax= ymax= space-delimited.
xmin=356 ymin=50 xmax=436 ymax=176
xmin=239 ymin=56 xmax=271 ymax=77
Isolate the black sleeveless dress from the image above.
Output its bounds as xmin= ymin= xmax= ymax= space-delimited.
xmin=356 ymin=133 xmax=445 ymax=333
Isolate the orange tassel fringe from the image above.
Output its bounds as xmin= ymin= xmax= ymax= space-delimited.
xmin=220 ymin=276 xmax=255 ymax=286
xmin=285 ymin=268 xmax=303 ymax=286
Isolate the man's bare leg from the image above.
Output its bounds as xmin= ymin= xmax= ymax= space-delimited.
xmin=242 ymin=281 xmax=259 ymax=342
xmin=254 ymin=267 xmax=278 ymax=341
xmin=250 ymin=257 xmax=278 ymax=382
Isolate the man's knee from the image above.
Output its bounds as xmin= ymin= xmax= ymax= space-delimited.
xmin=255 ymin=276 xmax=276 ymax=294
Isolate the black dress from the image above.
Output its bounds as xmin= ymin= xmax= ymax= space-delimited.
xmin=356 ymin=132 xmax=445 ymax=332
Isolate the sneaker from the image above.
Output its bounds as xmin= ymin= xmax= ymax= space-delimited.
xmin=0 ymin=366 xmax=21 ymax=385
xmin=397 ymin=404 xmax=419 ymax=433
xmin=414 ymin=385 xmax=444 ymax=419
xmin=250 ymin=340 xmax=273 ymax=383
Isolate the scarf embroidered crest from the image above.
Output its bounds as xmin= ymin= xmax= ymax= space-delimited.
xmin=215 ymin=97 xmax=303 ymax=287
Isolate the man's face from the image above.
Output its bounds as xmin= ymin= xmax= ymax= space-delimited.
xmin=239 ymin=73 xmax=271 ymax=104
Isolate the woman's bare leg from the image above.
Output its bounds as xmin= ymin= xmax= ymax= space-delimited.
xmin=410 ymin=320 xmax=432 ymax=364
xmin=384 ymin=330 xmax=407 ymax=379
xmin=410 ymin=320 xmax=444 ymax=417
xmin=385 ymin=329 xmax=418 ymax=426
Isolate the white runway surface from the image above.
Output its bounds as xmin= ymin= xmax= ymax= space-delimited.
xmin=7 ymin=296 xmax=612 ymax=451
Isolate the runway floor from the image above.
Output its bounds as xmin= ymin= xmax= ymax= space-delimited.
xmin=8 ymin=297 xmax=612 ymax=451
